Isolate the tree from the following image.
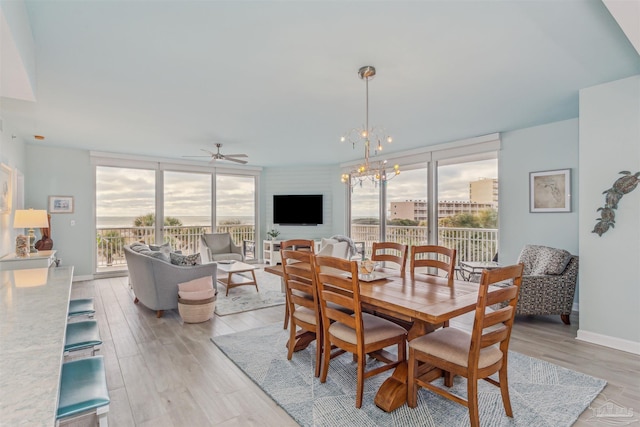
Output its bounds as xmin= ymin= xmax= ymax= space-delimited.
xmin=387 ymin=218 xmax=419 ymax=226
xmin=352 ymin=217 xmax=380 ymax=225
xmin=133 ymin=213 xmax=183 ymax=227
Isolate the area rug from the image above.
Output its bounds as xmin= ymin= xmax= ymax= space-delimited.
xmin=212 ymin=324 xmax=606 ymax=427
xmin=215 ymin=268 xmax=285 ymax=316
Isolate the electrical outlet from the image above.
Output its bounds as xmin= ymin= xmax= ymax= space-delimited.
xmin=70 ymin=220 xmax=76 ymax=226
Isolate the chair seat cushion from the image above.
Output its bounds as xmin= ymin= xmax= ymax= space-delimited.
xmin=409 ymin=327 xmax=502 ymax=369
xmin=65 ymin=321 xmax=102 ymax=352
xmin=68 ymin=298 xmax=95 ymax=316
xmin=329 ymin=312 xmax=406 ymax=345
xmin=293 ymin=307 xmax=318 ymax=325
xmin=211 ymin=253 xmax=244 ymax=262
xmin=57 ymin=356 xmax=110 ymax=419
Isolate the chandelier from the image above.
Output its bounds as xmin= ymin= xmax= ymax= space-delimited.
xmin=340 ymin=65 xmax=399 ymax=187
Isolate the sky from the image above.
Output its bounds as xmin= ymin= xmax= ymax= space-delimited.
xmin=351 ymin=158 xmax=497 ymax=217
xmin=96 ymin=157 xmax=497 ymax=220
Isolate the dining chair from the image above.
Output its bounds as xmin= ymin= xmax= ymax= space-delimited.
xmin=371 ymin=242 xmax=408 ymax=278
xmin=314 ymin=255 xmax=407 ymax=408
xmin=410 ymin=245 xmax=457 ymax=285
xmin=281 ymin=246 xmax=323 ymax=377
xmin=280 ymin=239 xmax=316 ymax=329
xmin=407 ymin=263 xmax=524 ymax=427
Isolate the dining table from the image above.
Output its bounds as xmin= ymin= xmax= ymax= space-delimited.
xmin=264 ymin=262 xmax=512 ymax=412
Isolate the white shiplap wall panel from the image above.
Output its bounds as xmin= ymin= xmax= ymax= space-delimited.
xmin=262 ymin=165 xmax=345 ymax=246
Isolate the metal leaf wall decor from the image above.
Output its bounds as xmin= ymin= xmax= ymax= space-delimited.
xmin=592 ymin=171 xmax=640 ymax=236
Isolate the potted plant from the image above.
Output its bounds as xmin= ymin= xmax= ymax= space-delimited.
xmin=267 ymin=229 xmax=281 ymax=240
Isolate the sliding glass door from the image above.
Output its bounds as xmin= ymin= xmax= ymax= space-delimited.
xmin=163 ymin=170 xmax=212 ymax=254
xmin=96 ymin=166 xmax=156 ymax=272
xmin=216 ymin=174 xmax=256 ymax=259
xmin=437 ymin=156 xmax=498 ymax=263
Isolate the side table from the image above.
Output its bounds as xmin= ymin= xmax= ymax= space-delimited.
xmin=459 ymin=261 xmax=500 ymax=281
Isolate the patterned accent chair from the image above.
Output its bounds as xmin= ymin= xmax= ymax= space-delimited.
xmin=513 ymin=245 xmax=579 ymax=325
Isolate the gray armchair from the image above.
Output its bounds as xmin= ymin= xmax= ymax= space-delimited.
xmin=513 ymin=245 xmax=579 ymax=325
xmin=199 ymin=233 xmax=244 ymax=263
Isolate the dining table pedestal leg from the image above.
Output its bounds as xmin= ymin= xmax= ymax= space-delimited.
xmin=286 ymin=330 xmax=316 ymax=352
xmin=374 ymin=320 xmax=442 ymax=412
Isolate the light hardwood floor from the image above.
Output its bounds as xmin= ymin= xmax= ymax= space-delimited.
xmin=67 ymin=274 xmax=639 ymax=427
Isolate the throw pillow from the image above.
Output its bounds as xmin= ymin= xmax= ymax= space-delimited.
xmin=537 ymin=247 xmax=572 ymax=275
xmin=178 ymin=275 xmax=213 ymax=292
xmin=170 ymin=252 xmax=201 ymax=266
xmin=149 ymin=242 xmax=172 ymax=253
xmin=320 ymin=238 xmax=338 ymax=250
xmin=129 ymin=242 xmax=150 ymax=253
xmin=317 ymin=241 xmax=349 ymax=259
xmin=141 ymin=249 xmax=170 ymax=262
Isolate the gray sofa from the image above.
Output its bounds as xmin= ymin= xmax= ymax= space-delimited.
xmin=124 ymin=244 xmax=218 ymax=318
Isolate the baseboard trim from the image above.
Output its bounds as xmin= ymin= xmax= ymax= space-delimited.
xmin=576 ymin=329 xmax=640 ymax=355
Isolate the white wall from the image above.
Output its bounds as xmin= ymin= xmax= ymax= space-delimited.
xmin=499 ymin=119 xmax=580 ymax=264
xmin=578 ymin=75 xmax=640 ymax=354
xmin=0 ymin=125 xmax=27 ymax=258
xmin=25 ymin=145 xmax=94 ymax=277
xmin=260 ymin=165 xmax=346 ymax=256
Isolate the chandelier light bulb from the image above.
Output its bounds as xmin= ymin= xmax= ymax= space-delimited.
xmin=387 ymin=136 xmax=393 ymax=143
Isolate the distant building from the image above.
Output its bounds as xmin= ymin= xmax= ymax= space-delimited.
xmin=470 ymin=178 xmax=498 ymax=204
xmin=389 ymin=200 xmax=495 ymax=221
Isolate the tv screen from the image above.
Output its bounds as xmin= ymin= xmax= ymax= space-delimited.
xmin=273 ymin=195 xmax=323 ymax=225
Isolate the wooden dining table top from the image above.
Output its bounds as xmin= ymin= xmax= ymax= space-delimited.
xmin=264 ymin=263 xmax=502 ymax=325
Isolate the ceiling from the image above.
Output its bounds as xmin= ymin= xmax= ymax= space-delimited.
xmin=2 ymin=0 xmax=639 ymax=168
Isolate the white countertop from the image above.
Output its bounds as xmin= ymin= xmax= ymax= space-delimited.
xmin=0 ymin=266 xmax=74 ymax=426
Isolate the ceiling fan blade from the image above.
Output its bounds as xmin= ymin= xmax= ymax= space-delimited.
xmin=223 ymin=153 xmax=248 ymax=158
xmin=224 ymin=157 xmax=248 ymax=164
xmin=201 ymin=149 xmax=215 ymax=155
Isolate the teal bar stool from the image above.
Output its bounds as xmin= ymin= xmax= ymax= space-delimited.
xmin=57 ymin=356 xmax=110 ymax=426
xmin=68 ymin=298 xmax=95 ymax=319
xmin=64 ymin=320 xmax=102 ymax=357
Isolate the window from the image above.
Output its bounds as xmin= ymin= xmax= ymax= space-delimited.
xmin=163 ymin=170 xmax=212 ymax=254
xmin=216 ymin=174 xmax=256 ymax=259
xmin=345 ymin=134 xmax=500 ymax=264
xmin=96 ymin=166 xmax=155 ymax=271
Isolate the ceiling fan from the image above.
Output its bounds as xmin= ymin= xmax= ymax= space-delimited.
xmin=183 ymin=143 xmax=248 ymax=164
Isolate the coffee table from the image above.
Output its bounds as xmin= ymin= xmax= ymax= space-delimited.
xmin=216 ymin=261 xmax=259 ymax=296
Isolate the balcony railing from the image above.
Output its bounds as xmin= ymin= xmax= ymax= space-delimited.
xmin=96 ymin=224 xmax=496 ymax=270
xmin=96 ymin=225 xmax=255 ymax=270
xmin=351 ymin=224 xmax=498 ymax=263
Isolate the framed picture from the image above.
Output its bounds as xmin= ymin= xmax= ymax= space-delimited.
xmin=530 ymin=169 xmax=571 ymax=212
xmin=49 ymin=195 xmax=74 ymax=214
xmin=0 ymin=163 xmax=12 ymax=214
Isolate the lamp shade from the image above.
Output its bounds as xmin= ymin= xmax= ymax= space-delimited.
xmin=13 ymin=209 xmax=49 ymax=229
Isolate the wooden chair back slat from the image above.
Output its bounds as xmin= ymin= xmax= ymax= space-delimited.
xmin=371 ymin=242 xmax=408 ymax=277
xmin=469 ymin=263 xmax=524 ymax=364
xmin=314 ymin=255 xmax=362 ymax=335
xmin=410 ymin=245 xmax=456 ymax=284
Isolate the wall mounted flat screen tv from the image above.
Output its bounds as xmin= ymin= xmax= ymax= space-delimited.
xmin=273 ymin=195 xmax=323 ymax=225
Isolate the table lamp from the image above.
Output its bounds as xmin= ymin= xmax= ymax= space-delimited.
xmin=14 ymin=209 xmax=50 ymax=254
